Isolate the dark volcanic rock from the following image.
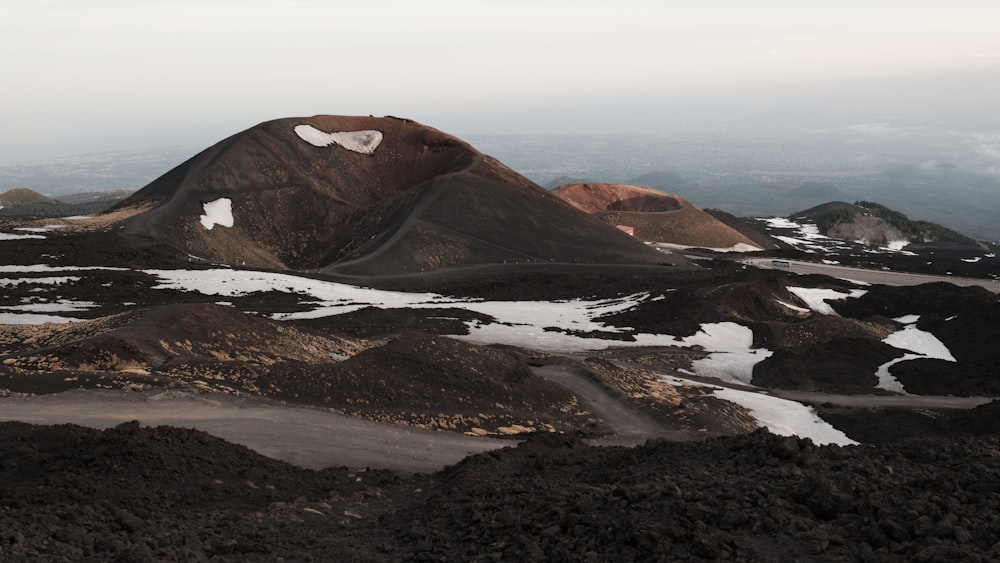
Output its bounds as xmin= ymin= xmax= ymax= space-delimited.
xmin=818 ymin=400 xmax=1000 ymax=444
xmin=836 ymin=284 xmax=1000 ymax=396
xmin=753 ymin=338 xmax=903 ymax=394
xmin=254 ymin=331 xmax=594 ymax=434
xmin=5 ymin=422 xmax=999 ymax=561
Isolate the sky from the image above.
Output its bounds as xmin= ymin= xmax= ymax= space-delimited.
xmin=3 ymin=0 xmax=1000 ymax=161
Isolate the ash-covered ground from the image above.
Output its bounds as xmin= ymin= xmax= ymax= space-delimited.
xmin=2 ymin=221 xmax=1000 ymax=560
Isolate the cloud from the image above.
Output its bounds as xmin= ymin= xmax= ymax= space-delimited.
xmin=844 ymin=123 xmax=903 ymax=135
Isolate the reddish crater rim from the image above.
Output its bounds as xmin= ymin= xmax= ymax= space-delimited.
xmin=552 ymin=183 xmax=688 ymax=214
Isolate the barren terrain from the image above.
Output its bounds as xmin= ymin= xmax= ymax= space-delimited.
xmin=2 ymin=118 xmax=999 ymax=560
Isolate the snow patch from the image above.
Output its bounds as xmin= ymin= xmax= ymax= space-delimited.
xmin=651 ymin=242 xmax=763 ymax=253
xmin=662 ymin=374 xmax=856 ymax=446
xmin=294 ymin=125 xmax=383 ymax=155
xmin=673 ymin=323 xmax=772 ymax=385
xmin=142 ymin=269 xmax=777 ymax=366
xmin=0 ymin=276 xmax=82 ymax=287
xmin=875 ymin=322 xmax=956 ymax=393
xmin=0 ymin=233 xmax=46 ymax=241
xmin=0 ymin=265 xmax=128 ymax=273
xmin=776 ymin=300 xmax=810 ymax=313
xmin=0 ymin=313 xmax=85 ymax=324
xmin=786 ymin=287 xmax=867 ymax=316
xmin=761 ymin=217 xmax=801 ymax=230
xmin=884 ymin=325 xmax=955 ymax=362
xmin=199 ymin=198 xmax=234 ymax=230
xmin=3 ymin=299 xmax=97 ymax=313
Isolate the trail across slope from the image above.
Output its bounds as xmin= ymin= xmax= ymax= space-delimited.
xmin=0 ymin=390 xmax=507 ymax=472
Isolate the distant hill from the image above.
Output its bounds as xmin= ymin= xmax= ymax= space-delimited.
xmin=56 ymin=189 xmax=133 ymax=204
xmin=626 ymin=171 xmax=688 ymax=189
xmin=552 ymin=183 xmax=761 ymax=250
xmin=0 ymin=146 xmax=195 ymax=196
xmin=0 ymin=187 xmax=52 ymax=206
xmin=0 ymin=187 xmax=128 ymax=217
xmin=113 ymin=116 xmax=686 ymax=274
xmin=542 ymin=175 xmax=595 ymax=190
xmin=795 ymin=201 xmax=981 ymax=247
xmin=785 ymin=182 xmax=849 ymax=203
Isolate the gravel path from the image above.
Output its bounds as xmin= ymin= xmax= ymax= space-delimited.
xmin=530 ymin=364 xmax=697 ymax=445
xmin=0 ymin=389 xmax=509 ymax=472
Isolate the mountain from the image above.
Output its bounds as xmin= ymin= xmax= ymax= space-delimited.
xmin=112 ymin=116 xmax=683 ymax=275
xmin=0 ymin=187 xmax=127 ymax=217
xmin=785 ymin=182 xmax=849 ymax=203
xmin=626 ymin=170 xmax=688 ymax=190
xmin=55 ymin=190 xmax=133 ymax=205
xmin=542 ymin=175 xmax=595 ymax=190
xmin=795 ymin=200 xmax=981 ymax=248
xmin=551 ymin=183 xmax=761 ymax=250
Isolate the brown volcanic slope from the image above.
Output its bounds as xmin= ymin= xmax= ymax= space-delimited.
xmin=552 ymin=183 xmax=761 ymax=250
xmin=113 ymin=116 xmax=683 ymax=275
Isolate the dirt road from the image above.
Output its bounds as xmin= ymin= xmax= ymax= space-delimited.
xmin=0 ymin=389 xmax=510 ymax=472
xmin=530 ymin=364 xmax=705 ymax=445
xmin=766 ymin=388 xmax=994 ymax=409
xmin=745 ymin=258 xmax=1000 ymax=293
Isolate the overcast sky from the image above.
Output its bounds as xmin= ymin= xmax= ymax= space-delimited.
xmin=3 ymin=0 xmax=999 ymax=161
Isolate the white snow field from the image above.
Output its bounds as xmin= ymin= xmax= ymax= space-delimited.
xmin=141 ymin=268 xmax=777 ymax=360
xmin=0 ymin=264 xmax=863 ymax=444
xmin=676 ymin=322 xmax=772 ymax=385
xmin=294 ymin=124 xmax=383 ymax=155
xmin=875 ymin=316 xmax=957 ymax=393
xmin=199 ymin=198 xmax=234 ymax=230
xmin=662 ymin=374 xmax=857 ymax=446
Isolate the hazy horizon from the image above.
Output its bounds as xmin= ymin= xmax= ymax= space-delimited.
xmin=4 ymin=1 xmax=1000 ymax=163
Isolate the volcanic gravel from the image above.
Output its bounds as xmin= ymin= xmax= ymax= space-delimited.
xmin=3 ymin=422 xmax=1000 ymax=561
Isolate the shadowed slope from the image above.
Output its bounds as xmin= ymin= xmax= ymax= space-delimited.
xmin=114 ymin=116 xmax=683 ymax=274
xmin=552 ymin=183 xmax=761 ymax=250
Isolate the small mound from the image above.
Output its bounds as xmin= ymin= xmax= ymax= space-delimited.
xmin=752 ymin=338 xmax=903 ymax=394
xmin=0 ymin=188 xmax=55 ymax=207
xmin=552 ymin=183 xmax=761 ymax=249
xmin=551 ymin=183 xmax=684 ymax=213
xmin=0 ymin=304 xmax=366 ymax=395
xmin=254 ymin=332 xmax=597 ymax=435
